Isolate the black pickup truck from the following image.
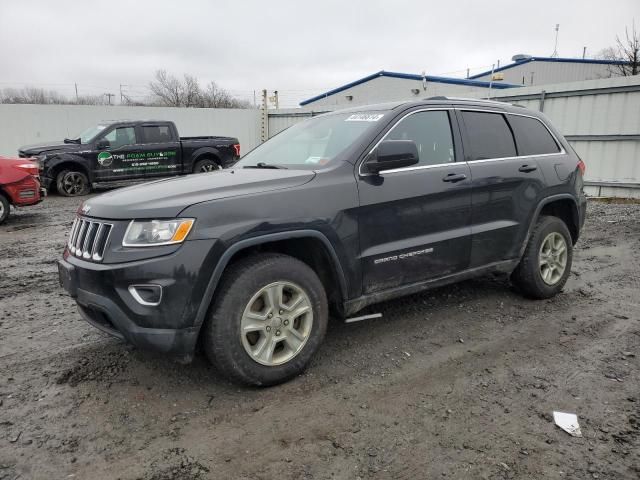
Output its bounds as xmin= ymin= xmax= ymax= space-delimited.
xmin=19 ymin=120 xmax=240 ymax=196
xmin=58 ymin=98 xmax=587 ymax=386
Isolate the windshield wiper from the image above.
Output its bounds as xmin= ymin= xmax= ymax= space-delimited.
xmin=243 ymin=162 xmax=287 ymax=169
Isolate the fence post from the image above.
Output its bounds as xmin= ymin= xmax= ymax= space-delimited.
xmin=539 ymin=90 xmax=546 ymax=112
xmin=260 ymin=89 xmax=268 ymax=142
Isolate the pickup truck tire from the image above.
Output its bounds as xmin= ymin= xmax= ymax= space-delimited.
xmin=511 ymin=215 xmax=573 ymax=299
xmin=203 ymin=253 xmax=328 ymax=386
xmin=0 ymin=193 xmax=10 ymax=224
xmin=56 ymin=169 xmax=90 ymax=197
xmin=193 ymin=158 xmax=220 ymax=173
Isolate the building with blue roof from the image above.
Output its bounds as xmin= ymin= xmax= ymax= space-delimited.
xmin=299 ymin=56 xmax=630 ymax=108
xmin=468 ymin=55 xmax=629 ymax=86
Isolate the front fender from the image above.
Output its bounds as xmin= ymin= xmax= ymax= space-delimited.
xmin=190 ymin=230 xmax=349 ymax=331
xmin=42 ymin=153 xmax=94 ymax=182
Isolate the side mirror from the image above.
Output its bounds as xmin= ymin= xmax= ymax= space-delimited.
xmin=96 ymin=139 xmax=110 ymax=150
xmin=365 ymin=139 xmax=419 ymax=174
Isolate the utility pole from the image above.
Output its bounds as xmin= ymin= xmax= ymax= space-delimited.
xmin=105 ymin=93 xmax=115 ymax=105
xmin=551 ymin=24 xmax=560 ymax=58
xmin=466 ymin=68 xmax=469 ymax=79
xmin=260 ymin=89 xmax=268 ymax=142
xmin=74 ymin=83 xmax=79 ymax=103
xmin=273 ymin=90 xmax=279 ymax=109
xmin=582 ymin=46 xmax=587 ymax=59
xmin=119 ymin=84 xmax=128 ymax=104
xmin=488 ymin=63 xmax=495 ymax=99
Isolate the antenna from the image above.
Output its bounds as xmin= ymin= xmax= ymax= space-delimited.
xmin=551 ymin=24 xmax=560 ymax=58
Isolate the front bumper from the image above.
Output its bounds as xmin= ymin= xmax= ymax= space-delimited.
xmin=57 ymin=238 xmax=221 ymax=358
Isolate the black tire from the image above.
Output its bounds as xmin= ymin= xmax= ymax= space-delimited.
xmin=56 ymin=169 xmax=90 ymax=197
xmin=193 ymin=158 xmax=220 ymax=173
xmin=203 ymin=253 xmax=328 ymax=386
xmin=0 ymin=194 xmax=10 ymax=224
xmin=511 ymin=215 xmax=573 ymax=299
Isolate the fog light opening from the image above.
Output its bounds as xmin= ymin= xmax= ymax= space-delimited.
xmin=128 ymin=284 xmax=163 ymax=306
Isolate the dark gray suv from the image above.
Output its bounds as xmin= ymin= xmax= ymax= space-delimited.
xmin=58 ymin=97 xmax=587 ymax=385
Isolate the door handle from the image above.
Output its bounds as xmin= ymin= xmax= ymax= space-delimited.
xmin=519 ymin=164 xmax=537 ymax=173
xmin=442 ymin=173 xmax=467 ymax=183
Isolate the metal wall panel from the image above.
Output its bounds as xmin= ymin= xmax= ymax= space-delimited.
xmin=489 ymin=76 xmax=640 ymax=194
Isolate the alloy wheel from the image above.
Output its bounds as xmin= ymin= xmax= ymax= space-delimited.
xmin=240 ymin=281 xmax=313 ymax=366
xmin=200 ymin=163 xmax=219 ymax=172
xmin=62 ymin=172 xmax=85 ymax=195
xmin=539 ymin=232 xmax=568 ymax=285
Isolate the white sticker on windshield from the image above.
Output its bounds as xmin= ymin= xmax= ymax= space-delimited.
xmin=345 ymin=113 xmax=384 ymax=122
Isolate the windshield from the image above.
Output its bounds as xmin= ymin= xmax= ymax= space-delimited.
xmin=235 ymin=111 xmax=387 ymax=170
xmin=75 ymin=125 xmax=108 ymax=143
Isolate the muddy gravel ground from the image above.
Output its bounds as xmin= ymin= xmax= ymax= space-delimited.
xmin=1 ymin=194 xmax=639 ymax=480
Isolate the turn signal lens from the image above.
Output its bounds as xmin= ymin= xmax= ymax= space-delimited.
xmin=171 ymin=219 xmax=194 ymax=242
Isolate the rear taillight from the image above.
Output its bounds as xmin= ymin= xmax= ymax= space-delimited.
xmin=577 ymin=158 xmax=586 ymax=175
xmin=15 ymin=163 xmax=40 ymax=176
xmin=233 ymin=144 xmax=241 ymax=157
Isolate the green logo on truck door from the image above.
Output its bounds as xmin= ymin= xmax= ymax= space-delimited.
xmin=97 ymin=152 xmax=113 ymax=166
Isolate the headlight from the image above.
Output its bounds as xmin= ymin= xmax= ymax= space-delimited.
xmin=36 ymin=154 xmax=47 ymax=170
xmin=122 ymin=219 xmax=195 ymax=247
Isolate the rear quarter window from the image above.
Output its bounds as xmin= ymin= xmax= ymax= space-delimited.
xmin=460 ymin=111 xmax=516 ymax=160
xmin=142 ymin=125 xmax=173 ymax=143
xmin=507 ymin=115 xmax=561 ymax=155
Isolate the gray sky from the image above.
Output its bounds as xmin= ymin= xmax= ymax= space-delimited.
xmin=0 ymin=0 xmax=637 ymax=107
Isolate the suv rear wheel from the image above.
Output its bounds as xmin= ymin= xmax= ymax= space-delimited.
xmin=511 ymin=215 xmax=573 ymax=299
xmin=203 ymin=253 xmax=328 ymax=386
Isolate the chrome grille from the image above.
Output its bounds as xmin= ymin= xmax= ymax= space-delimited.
xmin=67 ymin=217 xmax=113 ymax=262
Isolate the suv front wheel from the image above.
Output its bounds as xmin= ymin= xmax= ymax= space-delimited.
xmin=511 ymin=215 xmax=573 ymax=299
xmin=203 ymin=253 xmax=328 ymax=386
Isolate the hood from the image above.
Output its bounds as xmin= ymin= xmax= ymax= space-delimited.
xmin=19 ymin=141 xmax=84 ymax=157
xmin=82 ymin=168 xmax=316 ymax=219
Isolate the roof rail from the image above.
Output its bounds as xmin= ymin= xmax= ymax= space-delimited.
xmin=424 ymin=96 xmax=515 ymax=107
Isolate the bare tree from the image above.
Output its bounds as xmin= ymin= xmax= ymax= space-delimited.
xmin=0 ymin=87 xmax=61 ymax=104
xmin=599 ymin=22 xmax=639 ymax=76
xmin=149 ymin=70 xmax=184 ymax=106
xmin=0 ymin=87 xmax=112 ymax=105
xmin=149 ymin=69 xmax=250 ymax=108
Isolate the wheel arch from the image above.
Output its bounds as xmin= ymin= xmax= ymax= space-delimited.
xmin=193 ymin=231 xmax=349 ymax=331
xmin=192 ymin=147 xmax=222 ymax=166
xmin=521 ymin=194 xmax=580 ymax=258
xmin=48 ymin=156 xmax=92 ymax=184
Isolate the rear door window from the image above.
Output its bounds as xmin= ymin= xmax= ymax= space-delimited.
xmin=461 ymin=111 xmax=516 ymax=160
xmin=141 ymin=125 xmax=174 ymax=144
xmin=386 ymin=110 xmax=455 ymax=166
xmin=507 ymin=114 xmax=561 ymax=155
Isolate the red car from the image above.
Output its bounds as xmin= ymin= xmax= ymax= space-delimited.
xmin=0 ymin=156 xmax=45 ymax=224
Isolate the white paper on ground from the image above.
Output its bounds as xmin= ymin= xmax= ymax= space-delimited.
xmin=553 ymin=411 xmax=582 ymax=437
